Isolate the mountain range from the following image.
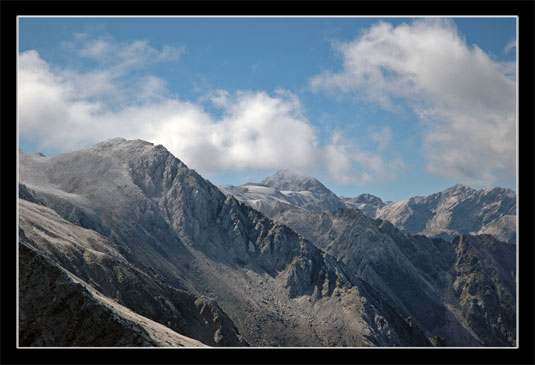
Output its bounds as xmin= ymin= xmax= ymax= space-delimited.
xmin=18 ymin=138 xmax=516 ymax=347
xmin=221 ymin=169 xmax=516 ymax=244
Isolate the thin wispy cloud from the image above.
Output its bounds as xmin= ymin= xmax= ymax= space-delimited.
xmin=504 ymin=38 xmax=516 ymax=54
xmin=76 ymin=37 xmax=185 ymax=70
xmin=323 ymin=131 xmax=404 ymax=185
xmin=310 ymin=18 xmax=516 ymax=186
xmin=368 ymin=126 xmax=392 ymax=152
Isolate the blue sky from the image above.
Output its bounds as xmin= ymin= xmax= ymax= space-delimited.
xmin=18 ymin=17 xmax=517 ymax=201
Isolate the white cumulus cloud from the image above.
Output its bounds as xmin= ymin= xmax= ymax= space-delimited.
xmin=18 ymin=40 xmax=402 ymax=186
xmin=310 ymin=19 xmax=516 ymax=186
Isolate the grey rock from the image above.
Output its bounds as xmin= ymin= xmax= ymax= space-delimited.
xmin=218 ymin=169 xmax=516 ymax=347
xmin=260 ymin=169 xmax=346 ymax=212
xmin=18 ymin=199 xmax=246 ymax=347
xmin=19 ymin=241 xmax=207 ymax=347
xmin=449 ymin=235 xmax=516 ymax=346
xmin=356 ymin=185 xmax=517 ymax=244
xmin=221 ymin=172 xmax=515 ymax=245
xmin=19 ymin=139 xmax=431 ymax=347
xmin=262 ymin=204 xmax=516 ymax=346
xmin=343 ymin=193 xmax=387 ymax=218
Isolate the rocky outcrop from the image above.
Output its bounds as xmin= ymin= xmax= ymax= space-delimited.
xmin=19 ymin=139 xmax=432 ymax=347
xmin=18 ymin=198 xmax=246 ymax=347
xmin=350 ymin=185 xmax=516 ymax=244
xmin=19 ymin=241 xmax=207 ymax=347
xmin=258 ymin=204 xmax=516 ymax=346
xmin=220 ymin=172 xmax=516 ymax=245
xmin=449 ymin=235 xmax=516 ymax=346
xmin=216 ymin=169 xmax=517 ymax=347
xmin=342 ymin=193 xmax=388 ymax=218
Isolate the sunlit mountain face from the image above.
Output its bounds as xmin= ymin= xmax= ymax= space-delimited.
xmin=18 ymin=139 xmax=516 ymax=347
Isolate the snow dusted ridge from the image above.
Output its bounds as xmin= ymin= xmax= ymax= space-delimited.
xmin=219 ymin=169 xmax=346 ymax=219
xmin=220 ymin=173 xmax=516 ymax=244
xmin=18 ymin=138 xmax=516 ymax=347
xmin=218 ymin=168 xmax=516 ymax=346
xmin=19 ymin=201 xmax=207 ymax=347
xmin=344 ymin=184 xmax=516 ymax=244
xmin=19 ymin=139 xmax=433 ymax=347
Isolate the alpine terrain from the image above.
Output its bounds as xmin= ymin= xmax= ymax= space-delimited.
xmin=343 ymin=185 xmax=516 ymax=244
xmin=220 ymin=170 xmax=517 ymax=346
xmin=221 ymin=170 xmax=516 ymax=244
xmin=18 ymin=139 xmax=516 ymax=347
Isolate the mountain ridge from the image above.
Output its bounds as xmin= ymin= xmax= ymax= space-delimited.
xmin=19 ymin=139 xmax=434 ymax=347
xmin=216 ymin=168 xmax=516 ymax=346
xmin=220 ymin=172 xmax=516 ymax=244
xmin=18 ymin=138 xmax=516 ymax=347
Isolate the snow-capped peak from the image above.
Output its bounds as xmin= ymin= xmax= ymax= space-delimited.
xmin=261 ymin=169 xmax=331 ymax=195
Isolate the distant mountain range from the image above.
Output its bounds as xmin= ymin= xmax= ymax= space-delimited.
xmin=18 ymin=139 xmax=516 ymax=347
xmin=220 ymin=170 xmax=516 ymax=244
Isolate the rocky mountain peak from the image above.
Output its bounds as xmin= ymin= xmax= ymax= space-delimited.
xmin=261 ymin=169 xmax=331 ymax=195
xmin=352 ymin=193 xmax=385 ymax=205
xmin=18 ymin=138 xmax=517 ymax=347
xmin=19 ymin=138 xmax=438 ymax=347
xmin=442 ymin=184 xmax=475 ymax=195
xmin=89 ymin=138 xmax=179 ymax=163
xmin=223 ymin=169 xmax=346 ymax=214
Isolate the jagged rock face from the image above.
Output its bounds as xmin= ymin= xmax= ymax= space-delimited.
xmin=268 ymin=208 xmax=474 ymax=345
xmin=258 ymin=204 xmax=516 ymax=346
xmin=18 ymin=199 xmax=246 ymax=347
xmin=222 ymin=175 xmax=517 ymax=347
xmin=373 ymin=222 xmax=516 ymax=346
xmin=19 ymin=139 xmax=432 ymax=347
xmin=221 ymin=172 xmax=515 ymax=246
xmin=19 ymin=242 xmax=207 ymax=347
xmin=259 ymin=169 xmax=346 ymax=212
xmin=354 ymin=185 xmax=516 ymax=244
xmin=450 ymin=235 xmax=516 ymax=346
xmin=342 ymin=194 xmax=387 ymax=218
xmin=218 ymin=169 xmax=516 ymax=347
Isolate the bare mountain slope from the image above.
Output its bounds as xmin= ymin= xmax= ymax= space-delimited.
xmin=220 ymin=169 xmax=346 ymax=214
xmin=19 ymin=240 xmax=207 ymax=347
xmin=18 ymin=199 xmax=244 ymax=347
xmin=19 ymin=139 xmax=431 ymax=347
xmin=219 ymin=173 xmax=516 ymax=346
xmin=220 ymin=173 xmax=515 ymax=244
xmin=348 ymin=185 xmax=516 ymax=244
xmin=249 ymin=206 xmax=516 ymax=346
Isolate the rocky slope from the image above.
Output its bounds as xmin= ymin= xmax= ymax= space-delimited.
xmin=222 ymin=173 xmax=516 ymax=245
xmin=18 ymin=198 xmax=245 ymax=347
xmin=243 ymin=205 xmax=516 ymax=346
xmin=448 ymin=234 xmax=516 ymax=346
xmin=19 ymin=139 xmax=432 ymax=347
xmin=346 ymin=185 xmax=516 ymax=244
xmin=19 ymin=240 xmax=207 ymax=347
xmin=341 ymin=193 xmax=389 ymax=218
xmin=219 ymin=169 xmax=346 ymax=216
xmin=219 ymin=173 xmax=517 ymax=346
